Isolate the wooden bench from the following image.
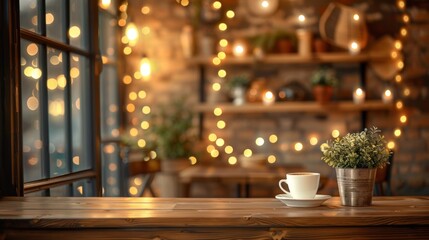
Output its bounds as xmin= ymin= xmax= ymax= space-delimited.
xmin=1 ymin=196 xmax=428 ymax=239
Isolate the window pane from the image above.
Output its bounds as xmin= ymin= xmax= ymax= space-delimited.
xmin=46 ymin=0 xmax=66 ymax=43
xmin=102 ymin=142 xmax=122 ymax=196
xmin=19 ymin=0 xmax=40 ymax=34
xmin=99 ymin=13 xmax=118 ymax=60
xmin=73 ymin=179 xmax=95 ymax=196
xmin=69 ymin=0 xmax=89 ymax=50
xmin=100 ymin=65 xmax=120 ymax=139
xmin=47 ymin=47 xmax=69 ymax=178
xmin=21 ymin=40 xmax=44 ymax=182
xmin=70 ymin=54 xmax=91 ymax=172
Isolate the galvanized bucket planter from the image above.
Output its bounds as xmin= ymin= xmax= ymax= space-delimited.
xmin=336 ymin=168 xmax=377 ymax=207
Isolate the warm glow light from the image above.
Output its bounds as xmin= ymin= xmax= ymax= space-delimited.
xmin=217 ymin=120 xmax=226 ymax=129
xmin=70 ymin=67 xmax=80 ymax=78
xmin=226 ymin=10 xmax=235 ymax=18
xmin=403 ymin=87 xmax=410 ymax=96
xmin=400 ymin=28 xmax=407 ymax=37
xmin=181 ymin=0 xmax=189 ymax=6
xmin=213 ymin=107 xmax=222 ymax=116
xmin=212 ymin=82 xmax=221 ymax=91
xmin=123 ymin=75 xmax=132 ymax=84
xmin=140 ymin=121 xmax=149 ymax=130
xmin=45 ymin=13 xmax=54 ymax=24
xmin=218 ymin=51 xmax=226 ymax=59
xmin=391 ymin=51 xmax=398 ymax=59
xmin=218 ymin=69 xmax=227 ymax=78
xmin=395 ymin=40 xmax=402 ymax=50
xmin=142 ymin=26 xmax=150 ymax=35
xmin=395 ymin=75 xmax=402 ymax=83
xmin=47 ymin=78 xmax=58 ymax=90
xmin=219 ymin=39 xmax=228 ymax=47
xmin=225 ymin=145 xmax=233 ymax=154
xmin=353 ymin=88 xmax=365 ymax=104
xmin=309 ymin=136 xmax=318 ymax=146
xmin=353 ymin=14 xmax=360 ymax=21
xmin=129 ymin=186 xmax=138 ymax=195
xmin=394 ymin=128 xmax=402 ymax=137
xmin=212 ymin=57 xmax=221 ymax=65
xmin=298 ymin=14 xmax=306 ymax=22
xmin=129 ymin=92 xmax=137 ymax=100
xmin=216 ymin=138 xmax=225 ymax=147
xmin=123 ymin=46 xmax=132 ymax=55
xmin=269 ymin=134 xmax=278 ymax=143
xmin=140 ymin=56 xmax=151 ymax=80
xmin=126 ymin=103 xmax=135 ymax=112
xmin=397 ymin=61 xmax=404 ymax=69
xmin=232 ymin=43 xmax=245 ymax=57
xmin=228 ymin=156 xmax=237 ymax=165
xmin=212 ymin=1 xmax=221 ymax=9
xmin=130 ymin=128 xmax=138 ymax=136
xmin=397 ymin=0 xmax=405 ymax=9
xmin=100 ymin=0 xmax=111 ymax=9
xmin=189 ymin=156 xmax=197 ymax=165
xmin=396 ymin=101 xmax=403 ymax=109
xmin=255 ymin=137 xmax=265 ymax=146
xmin=206 ymin=144 xmax=215 ymax=153
xmin=332 ymin=129 xmax=340 ymax=138
xmin=125 ymin=23 xmax=139 ymax=41
xmin=218 ymin=23 xmax=227 ymax=31
xmin=387 ymin=141 xmax=395 ymax=149
xmin=400 ymin=115 xmax=407 ymax=123
xmin=138 ymin=90 xmax=147 ymax=99
xmin=243 ymin=149 xmax=253 ymax=157
xmin=261 ymin=0 xmax=269 ymax=8
xmin=138 ymin=139 xmax=146 ymax=148
xmin=27 ymin=96 xmax=39 ymax=111
xmin=267 ymin=155 xmax=276 ymax=164
xmin=349 ymin=41 xmax=360 ymax=54
xmin=27 ymin=43 xmax=38 ymax=56
xmin=208 ymin=133 xmax=217 ymax=142
xmin=294 ymin=142 xmax=303 ymax=151
xmin=262 ymin=91 xmax=275 ymax=105
xmin=31 ymin=68 xmax=42 ymax=79
xmin=73 ymin=156 xmax=80 ymax=165
xmin=142 ymin=106 xmax=151 ymax=114
xmin=210 ymin=149 xmax=220 ymax=158
xmin=141 ymin=6 xmax=151 ymax=14
xmin=69 ymin=26 xmax=81 ymax=38
xmin=403 ymin=14 xmax=409 ymax=23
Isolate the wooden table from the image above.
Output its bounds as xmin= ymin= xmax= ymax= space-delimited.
xmin=179 ymin=165 xmax=312 ymax=197
xmin=1 ymin=196 xmax=428 ymax=239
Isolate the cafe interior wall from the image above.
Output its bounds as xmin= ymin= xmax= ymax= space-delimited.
xmin=120 ymin=0 xmax=429 ymax=196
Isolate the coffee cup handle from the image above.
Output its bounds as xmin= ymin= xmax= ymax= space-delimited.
xmin=278 ymin=179 xmax=291 ymax=196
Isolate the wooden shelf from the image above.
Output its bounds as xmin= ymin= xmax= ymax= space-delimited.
xmin=194 ymin=101 xmax=393 ymax=114
xmin=189 ymin=51 xmax=390 ymax=66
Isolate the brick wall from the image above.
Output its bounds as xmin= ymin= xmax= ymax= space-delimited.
xmin=125 ymin=0 xmax=429 ymax=196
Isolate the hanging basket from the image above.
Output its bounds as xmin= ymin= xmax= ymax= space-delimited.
xmin=336 ymin=168 xmax=377 ymax=207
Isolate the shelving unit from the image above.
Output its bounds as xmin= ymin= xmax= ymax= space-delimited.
xmin=193 ymin=51 xmax=392 ymax=137
xmin=194 ymin=101 xmax=393 ymax=114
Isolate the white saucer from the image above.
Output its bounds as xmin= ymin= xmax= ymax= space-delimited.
xmin=275 ymin=194 xmax=332 ymax=208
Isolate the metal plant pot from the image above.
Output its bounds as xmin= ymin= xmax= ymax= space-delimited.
xmin=336 ymin=168 xmax=377 ymax=207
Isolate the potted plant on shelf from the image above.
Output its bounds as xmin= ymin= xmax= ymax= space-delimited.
xmin=320 ymin=127 xmax=390 ymax=206
xmin=311 ymin=66 xmax=337 ymax=104
xmin=148 ymin=96 xmax=196 ymax=197
xmin=226 ymin=75 xmax=250 ymax=105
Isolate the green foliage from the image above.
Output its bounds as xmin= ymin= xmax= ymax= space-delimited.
xmin=311 ymin=67 xmax=337 ymax=87
xmin=149 ymin=96 xmax=195 ymax=160
xmin=226 ymin=75 xmax=250 ymax=89
xmin=320 ymin=127 xmax=390 ymax=169
xmin=249 ymin=30 xmax=296 ymax=52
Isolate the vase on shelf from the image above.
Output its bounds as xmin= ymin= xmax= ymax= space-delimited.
xmin=231 ymin=87 xmax=246 ymax=105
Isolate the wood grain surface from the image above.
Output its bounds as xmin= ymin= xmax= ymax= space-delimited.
xmin=0 ymin=196 xmax=428 ymax=239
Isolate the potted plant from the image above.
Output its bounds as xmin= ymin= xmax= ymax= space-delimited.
xmin=320 ymin=127 xmax=390 ymax=206
xmin=148 ymin=96 xmax=196 ymax=197
xmin=226 ymin=75 xmax=250 ymax=105
xmin=311 ymin=66 xmax=337 ymax=104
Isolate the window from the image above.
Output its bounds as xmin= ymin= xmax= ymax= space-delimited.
xmin=18 ymin=0 xmax=101 ymax=196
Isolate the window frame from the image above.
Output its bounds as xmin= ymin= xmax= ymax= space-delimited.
xmin=0 ymin=0 xmax=102 ymax=196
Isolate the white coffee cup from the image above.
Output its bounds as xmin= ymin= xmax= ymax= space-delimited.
xmin=278 ymin=172 xmax=320 ymax=199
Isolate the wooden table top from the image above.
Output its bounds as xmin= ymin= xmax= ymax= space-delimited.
xmin=0 ymin=196 xmax=428 ymax=229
